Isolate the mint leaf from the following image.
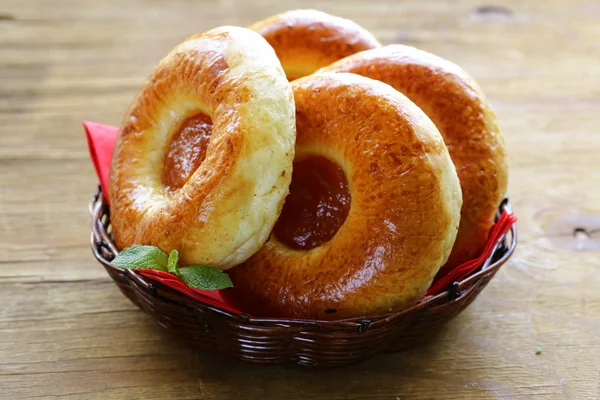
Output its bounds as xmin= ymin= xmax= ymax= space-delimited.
xmin=167 ymin=250 xmax=179 ymax=276
xmin=111 ymin=246 xmax=233 ymax=291
xmin=110 ymin=245 xmax=168 ymax=271
xmin=178 ymin=265 xmax=233 ymax=291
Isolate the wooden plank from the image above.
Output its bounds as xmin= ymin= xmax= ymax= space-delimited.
xmin=0 ymin=281 xmax=597 ymax=398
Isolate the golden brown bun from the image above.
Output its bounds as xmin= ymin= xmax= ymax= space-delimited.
xmin=250 ymin=9 xmax=381 ymax=80
xmin=320 ymin=45 xmax=509 ymax=273
xmin=109 ymin=26 xmax=296 ymax=269
xmin=230 ymin=73 xmax=462 ymax=320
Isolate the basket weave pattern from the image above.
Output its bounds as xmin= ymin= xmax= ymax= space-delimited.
xmin=90 ymin=188 xmax=516 ymax=367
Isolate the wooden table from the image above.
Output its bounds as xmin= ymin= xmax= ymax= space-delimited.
xmin=2 ymin=0 xmax=599 ymax=398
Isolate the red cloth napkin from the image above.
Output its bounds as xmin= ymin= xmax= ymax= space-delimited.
xmin=426 ymin=210 xmax=517 ymax=296
xmin=136 ymin=269 xmax=242 ymax=313
xmin=84 ymin=122 xmax=119 ymax=203
xmin=85 ymin=121 xmax=516 ymax=316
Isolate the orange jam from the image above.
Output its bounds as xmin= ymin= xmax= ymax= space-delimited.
xmin=163 ymin=113 xmax=213 ymax=192
xmin=273 ymin=156 xmax=351 ymax=250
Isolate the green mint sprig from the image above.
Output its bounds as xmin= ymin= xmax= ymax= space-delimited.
xmin=110 ymin=245 xmax=233 ymax=291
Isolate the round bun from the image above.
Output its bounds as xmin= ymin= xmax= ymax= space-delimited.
xmin=250 ymin=9 xmax=381 ymax=80
xmin=109 ymin=26 xmax=296 ymax=269
xmin=320 ymin=45 xmax=508 ymax=273
xmin=230 ymin=73 xmax=462 ymax=320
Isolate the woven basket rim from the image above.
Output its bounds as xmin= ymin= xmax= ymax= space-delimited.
xmin=90 ymin=187 xmax=517 ymax=328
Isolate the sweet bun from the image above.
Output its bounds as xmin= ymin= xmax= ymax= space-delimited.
xmin=230 ymin=72 xmax=462 ymax=320
xmin=250 ymin=9 xmax=381 ymax=80
xmin=320 ymin=45 xmax=508 ymax=273
xmin=109 ymin=26 xmax=296 ymax=269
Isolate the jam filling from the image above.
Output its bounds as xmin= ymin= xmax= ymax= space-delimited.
xmin=163 ymin=113 xmax=213 ymax=193
xmin=274 ymin=156 xmax=351 ymax=250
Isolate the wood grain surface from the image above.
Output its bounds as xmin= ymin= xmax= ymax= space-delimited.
xmin=1 ymin=0 xmax=599 ymax=399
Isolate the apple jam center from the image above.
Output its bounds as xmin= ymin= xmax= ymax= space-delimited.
xmin=273 ymin=156 xmax=351 ymax=250
xmin=163 ymin=113 xmax=213 ymax=192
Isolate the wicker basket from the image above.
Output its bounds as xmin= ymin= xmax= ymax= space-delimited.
xmin=90 ymin=187 xmax=517 ymax=368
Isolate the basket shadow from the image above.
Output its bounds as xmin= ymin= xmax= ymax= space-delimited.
xmin=176 ymin=317 xmax=479 ymax=399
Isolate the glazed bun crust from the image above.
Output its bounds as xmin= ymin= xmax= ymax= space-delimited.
xmin=230 ymin=73 xmax=462 ymax=320
xmin=250 ymin=9 xmax=381 ymax=80
xmin=321 ymin=45 xmax=508 ymax=272
xmin=109 ymin=26 xmax=296 ymax=269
